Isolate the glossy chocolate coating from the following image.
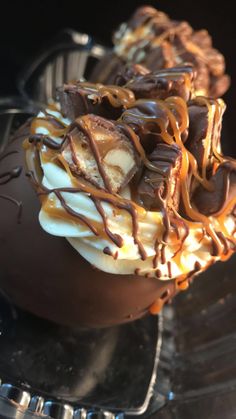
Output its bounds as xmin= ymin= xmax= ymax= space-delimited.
xmin=185 ymin=102 xmax=209 ymax=169
xmin=57 ymin=82 xmax=134 ymax=121
xmin=125 ymin=66 xmax=194 ymax=102
xmin=0 ymin=134 xmax=176 ymax=328
xmin=137 ymin=143 xmax=182 ymax=210
xmin=193 ymin=161 xmax=236 ymax=215
xmin=115 ymin=63 xmax=150 ymax=86
xmin=121 ymin=99 xmax=187 ymax=153
xmin=186 ymin=99 xmax=222 ymax=170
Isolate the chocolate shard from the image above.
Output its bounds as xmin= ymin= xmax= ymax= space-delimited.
xmin=137 ymin=143 xmax=182 ymax=210
xmin=62 ymin=114 xmax=140 ymax=193
xmin=193 ymin=161 xmax=236 ymax=215
xmin=125 ymin=66 xmax=194 ymax=101
xmin=115 ymin=63 xmax=150 ymax=86
xmin=185 ymin=98 xmax=225 ymax=170
xmin=57 ymin=81 xmax=135 ymax=121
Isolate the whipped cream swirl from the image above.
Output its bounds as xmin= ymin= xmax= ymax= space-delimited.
xmin=25 ymin=106 xmax=236 ymax=282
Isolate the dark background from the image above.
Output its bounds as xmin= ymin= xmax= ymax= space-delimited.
xmin=0 ymin=0 xmax=235 ymax=150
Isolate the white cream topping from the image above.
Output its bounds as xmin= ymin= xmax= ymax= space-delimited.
xmin=29 ymin=108 xmax=235 ymax=279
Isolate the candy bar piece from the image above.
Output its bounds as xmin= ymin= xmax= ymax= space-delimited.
xmin=193 ymin=161 xmax=236 ymax=215
xmin=137 ymin=143 xmax=182 ymax=210
xmin=57 ymin=81 xmax=135 ymax=120
xmin=62 ymin=114 xmax=140 ymax=193
xmin=110 ymin=6 xmax=230 ymax=98
xmin=121 ymin=100 xmax=170 ymax=152
xmin=125 ymin=66 xmax=194 ymax=101
xmin=185 ymin=98 xmax=225 ymax=170
xmin=115 ymin=63 xmax=150 ymax=86
xmin=121 ymin=98 xmax=188 ymax=153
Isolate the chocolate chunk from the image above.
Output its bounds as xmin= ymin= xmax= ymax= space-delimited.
xmin=62 ymin=114 xmax=140 ymax=193
xmin=125 ymin=66 xmax=194 ymax=101
xmin=185 ymin=98 xmax=224 ymax=170
xmin=94 ymin=6 xmax=230 ymax=98
xmin=121 ymin=99 xmax=188 ymax=153
xmin=121 ymin=100 xmax=169 ymax=152
xmin=185 ymin=102 xmax=209 ymax=169
xmin=137 ymin=143 xmax=182 ymax=210
xmin=193 ymin=161 xmax=236 ymax=215
xmin=115 ymin=63 xmax=150 ymax=86
xmin=57 ymin=81 xmax=135 ymax=121
xmin=136 ymin=41 xmax=175 ymax=70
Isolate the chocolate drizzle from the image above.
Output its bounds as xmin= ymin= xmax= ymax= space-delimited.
xmin=0 ymin=166 xmax=22 ymax=185
xmin=0 ymin=151 xmax=23 ymax=223
xmin=152 ymin=238 xmax=160 ymax=269
xmin=104 ymin=6 xmax=231 ymax=98
xmin=24 ymin=75 xmax=236 ymax=286
xmin=73 ymin=117 xmax=114 ymax=193
xmin=167 ymin=261 xmax=172 ymax=278
xmin=53 ymin=190 xmax=99 ymax=236
xmin=28 ymin=134 xmax=65 ymax=150
xmin=103 ymin=246 xmax=113 ymax=256
xmin=91 ymin=197 xmax=124 ymax=247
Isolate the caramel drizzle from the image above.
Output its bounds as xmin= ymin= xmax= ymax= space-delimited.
xmin=116 ymin=11 xmax=171 ymax=57
xmin=135 ymin=96 xmax=225 ymax=255
xmin=27 ymin=92 xmax=235 ymax=274
xmin=118 ymin=9 xmax=211 ymax=71
xmin=73 ymin=116 xmax=113 ymax=193
xmin=164 ymin=99 xmax=224 ymax=255
xmin=30 ymin=117 xmax=66 ymax=138
xmin=27 ymin=145 xmax=148 ymax=260
xmin=117 ymin=122 xmax=167 ymax=176
xmin=121 ymin=96 xmax=226 ymax=255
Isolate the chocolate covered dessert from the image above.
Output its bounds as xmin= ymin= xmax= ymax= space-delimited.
xmin=91 ymin=6 xmax=230 ymax=98
xmin=0 ymin=8 xmax=235 ymax=328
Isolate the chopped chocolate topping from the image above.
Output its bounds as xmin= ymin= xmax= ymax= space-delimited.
xmin=62 ymin=114 xmax=141 ymax=193
xmin=125 ymin=66 xmax=194 ymax=101
xmin=115 ymin=63 xmax=150 ymax=86
xmin=92 ymin=6 xmax=230 ymax=98
xmin=120 ymin=99 xmax=170 ymax=152
xmin=137 ymin=143 xmax=182 ymax=210
xmin=120 ymin=98 xmax=187 ymax=152
xmin=185 ymin=97 xmax=224 ymax=171
xmin=57 ymin=82 xmax=135 ymax=120
xmin=193 ymin=161 xmax=236 ymax=215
